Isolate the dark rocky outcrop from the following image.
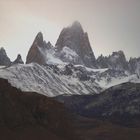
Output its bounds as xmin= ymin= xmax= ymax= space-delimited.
xmin=26 ymin=32 xmax=53 ymax=65
xmin=97 ymin=51 xmax=128 ymax=70
xmin=129 ymin=57 xmax=140 ymax=77
xmin=0 ymin=47 xmax=11 ymax=66
xmin=12 ymin=54 xmax=24 ymax=64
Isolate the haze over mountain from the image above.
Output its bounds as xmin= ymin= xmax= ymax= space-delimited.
xmin=0 ymin=0 xmax=140 ymax=61
xmin=55 ymin=21 xmax=96 ymax=67
xmin=26 ymin=21 xmax=96 ymax=67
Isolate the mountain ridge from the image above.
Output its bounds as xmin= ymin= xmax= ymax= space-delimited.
xmin=0 ymin=21 xmax=140 ymax=97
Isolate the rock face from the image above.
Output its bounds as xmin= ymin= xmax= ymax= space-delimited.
xmin=97 ymin=51 xmax=128 ymax=70
xmin=129 ymin=57 xmax=140 ymax=78
xmin=55 ymin=21 xmax=96 ymax=68
xmin=26 ymin=22 xmax=96 ymax=67
xmin=26 ymin=32 xmax=52 ymax=65
xmin=12 ymin=54 xmax=24 ymax=64
xmin=0 ymin=47 xmax=11 ymax=66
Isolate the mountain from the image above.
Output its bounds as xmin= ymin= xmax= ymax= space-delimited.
xmin=96 ymin=51 xmax=140 ymax=77
xmin=0 ymin=27 xmax=140 ymax=97
xmin=26 ymin=22 xmax=96 ymax=67
xmin=97 ymin=51 xmax=128 ymax=70
xmin=55 ymin=21 xmax=96 ymax=67
xmin=129 ymin=57 xmax=140 ymax=78
xmin=25 ymin=22 xmax=140 ymax=75
xmin=12 ymin=54 xmax=24 ymax=64
xmin=0 ymin=21 xmax=139 ymax=97
xmin=26 ymin=32 xmax=53 ymax=65
xmin=26 ymin=32 xmax=46 ymax=64
xmin=0 ymin=47 xmax=11 ymax=66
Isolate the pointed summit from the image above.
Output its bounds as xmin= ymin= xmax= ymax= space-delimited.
xmin=36 ymin=32 xmax=43 ymax=38
xmin=129 ymin=57 xmax=140 ymax=77
xmin=33 ymin=32 xmax=44 ymax=47
xmin=0 ymin=47 xmax=11 ymax=66
xmin=72 ymin=21 xmax=81 ymax=26
xmin=26 ymin=32 xmax=54 ymax=65
xmin=97 ymin=50 xmax=128 ymax=70
xmin=55 ymin=22 xmax=96 ymax=68
xmin=70 ymin=21 xmax=83 ymax=31
xmin=13 ymin=54 xmax=24 ymax=64
xmin=26 ymin=32 xmax=46 ymax=64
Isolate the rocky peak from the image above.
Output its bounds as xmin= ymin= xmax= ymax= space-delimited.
xmin=72 ymin=21 xmax=82 ymax=27
xmin=109 ymin=51 xmax=127 ymax=63
xmin=13 ymin=54 xmax=24 ymax=64
xmin=129 ymin=57 xmax=140 ymax=77
xmin=97 ymin=51 xmax=128 ymax=70
xmin=70 ymin=21 xmax=84 ymax=33
xmin=55 ymin=21 xmax=96 ymax=68
xmin=97 ymin=54 xmax=108 ymax=68
xmin=0 ymin=47 xmax=6 ymax=55
xmin=44 ymin=41 xmax=53 ymax=50
xmin=0 ymin=47 xmax=11 ymax=66
xmin=26 ymin=32 xmax=49 ymax=65
xmin=111 ymin=51 xmax=126 ymax=59
xmin=34 ymin=32 xmax=44 ymax=47
xmin=110 ymin=51 xmax=128 ymax=70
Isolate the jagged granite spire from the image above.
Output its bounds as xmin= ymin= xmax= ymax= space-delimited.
xmin=26 ymin=32 xmax=53 ymax=65
xmin=97 ymin=50 xmax=128 ymax=70
xmin=13 ymin=54 xmax=24 ymax=64
xmin=0 ymin=47 xmax=11 ymax=66
xmin=55 ymin=21 xmax=96 ymax=68
xmin=129 ymin=57 xmax=140 ymax=77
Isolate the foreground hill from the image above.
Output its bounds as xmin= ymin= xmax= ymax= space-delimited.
xmin=0 ymin=78 xmax=140 ymax=140
xmin=0 ymin=78 xmax=78 ymax=140
xmin=56 ymin=82 xmax=140 ymax=127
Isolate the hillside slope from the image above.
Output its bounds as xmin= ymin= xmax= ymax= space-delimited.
xmin=0 ymin=78 xmax=79 ymax=140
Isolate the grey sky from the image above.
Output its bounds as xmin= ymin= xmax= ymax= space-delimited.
xmin=0 ymin=0 xmax=140 ymax=61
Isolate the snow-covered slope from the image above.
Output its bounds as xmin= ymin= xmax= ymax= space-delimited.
xmin=0 ymin=63 xmax=139 ymax=97
xmin=72 ymin=65 xmax=140 ymax=88
xmin=0 ymin=63 xmax=101 ymax=97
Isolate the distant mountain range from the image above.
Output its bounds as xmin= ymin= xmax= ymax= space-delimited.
xmin=0 ymin=21 xmax=140 ymax=97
